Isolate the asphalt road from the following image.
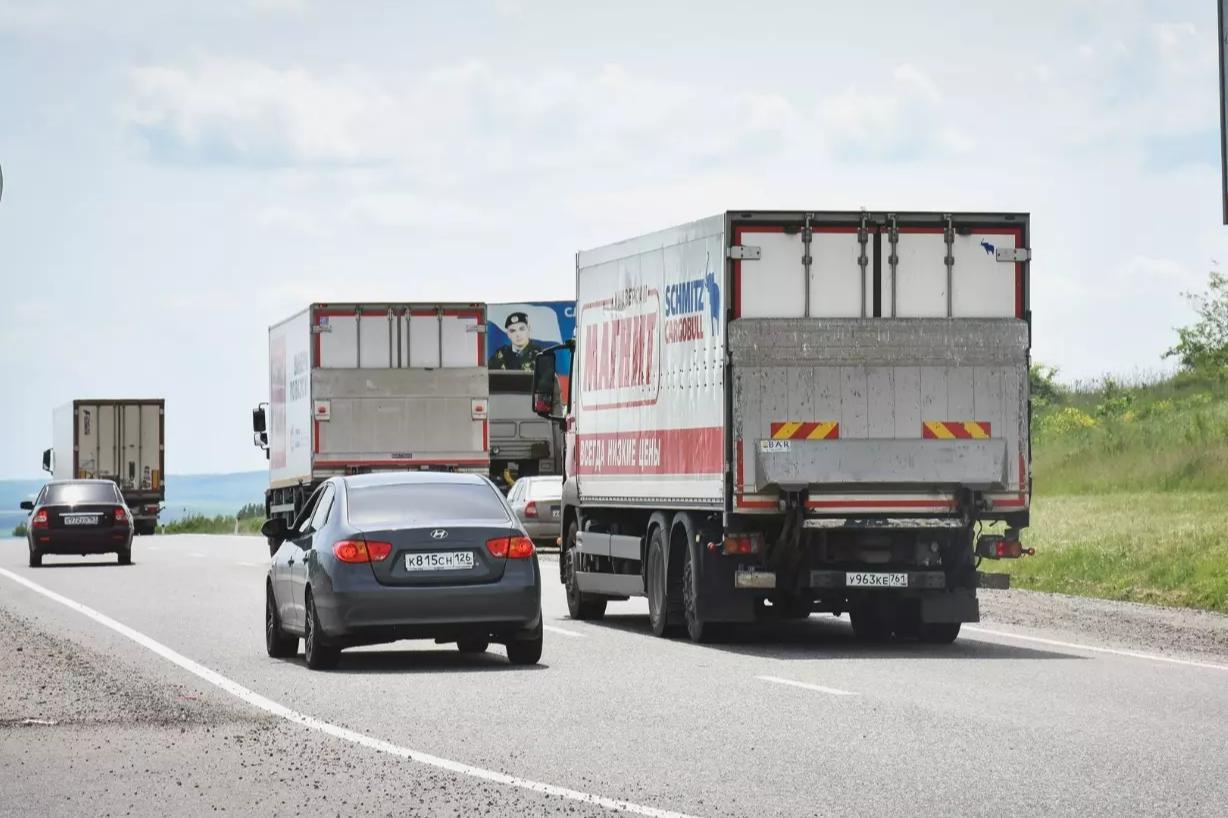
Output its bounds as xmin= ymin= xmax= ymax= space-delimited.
xmin=2 ymin=534 xmax=1228 ymax=817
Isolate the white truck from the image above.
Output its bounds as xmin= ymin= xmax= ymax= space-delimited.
xmin=253 ymin=302 xmax=491 ymax=525
xmin=532 ymin=210 xmax=1032 ymax=643
xmin=43 ymin=399 xmax=166 ymax=535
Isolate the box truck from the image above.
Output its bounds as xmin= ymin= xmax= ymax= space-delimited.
xmin=533 ymin=210 xmax=1031 ymax=643
xmin=43 ymin=399 xmax=165 ymax=535
xmin=253 ymin=303 xmax=491 ymax=525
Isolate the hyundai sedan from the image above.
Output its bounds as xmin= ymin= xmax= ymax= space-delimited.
xmin=262 ymin=472 xmax=543 ymax=670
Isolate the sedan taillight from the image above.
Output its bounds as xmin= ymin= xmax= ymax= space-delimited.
xmin=333 ymin=540 xmax=393 ymax=563
xmin=115 ymin=507 xmax=128 ymax=523
xmin=523 ymin=501 xmax=538 ymax=519
xmin=486 ymin=536 xmax=535 ymax=559
xmin=32 ymin=510 xmax=48 ymax=529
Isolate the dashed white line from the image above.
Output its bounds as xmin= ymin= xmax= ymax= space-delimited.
xmin=188 ymin=552 xmax=206 ymax=558
xmin=757 ymin=675 xmax=857 ymax=697
xmin=963 ymin=626 xmax=1228 ymax=673
xmin=236 ymin=561 xmax=267 ymax=568
xmin=0 ymin=567 xmax=693 ymax=818
xmin=543 ymin=624 xmax=585 ymax=638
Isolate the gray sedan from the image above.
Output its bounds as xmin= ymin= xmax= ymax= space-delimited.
xmin=262 ymin=472 xmax=543 ymax=670
xmin=506 ymin=476 xmax=563 ymax=547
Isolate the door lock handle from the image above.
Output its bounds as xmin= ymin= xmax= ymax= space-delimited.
xmin=288 ymin=557 xmax=296 ymax=565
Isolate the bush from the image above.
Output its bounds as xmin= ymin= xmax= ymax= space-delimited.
xmin=236 ymin=502 xmax=264 ymax=520
xmin=12 ymin=522 xmax=27 ymax=537
xmin=1165 ymin=269 xmax=1228 ymax=374
xmin=1029 ymin=363 xmax=1064 ymax=406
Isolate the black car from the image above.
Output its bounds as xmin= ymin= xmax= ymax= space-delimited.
xmin=262 ymin=472 xmax=543 ymax=670
xmin=21 ymin=479 xmax=135 ymax=567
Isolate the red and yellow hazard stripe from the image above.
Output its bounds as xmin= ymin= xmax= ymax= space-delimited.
xmin=922 ymin=421 xmax=992 ymax=440
xmin=770 ymin=421 xmax=840 ymax=440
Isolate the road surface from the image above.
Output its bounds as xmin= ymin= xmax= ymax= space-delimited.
xmin=2 ymin=534 xmax=1227 ymax=817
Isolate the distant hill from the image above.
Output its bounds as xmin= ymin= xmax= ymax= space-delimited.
xmin=1 ymin=470 xmax=267 ymax=532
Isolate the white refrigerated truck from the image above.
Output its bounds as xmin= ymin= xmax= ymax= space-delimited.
xmin=253 ymin=302 xmax=491 ymax=525
xmin=532 ymin=210 xmax=1032 ymax=643
xmin=43 ymin=399 xmax=166 ymax=535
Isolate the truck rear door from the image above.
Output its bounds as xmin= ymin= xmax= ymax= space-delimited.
xmin=73 ymin=402 xmax=163 ymax=493
xmin=729 ymin=213 xmax=1030 ymax=518
xmin=311 ymin=305 xmax=490 ymax=471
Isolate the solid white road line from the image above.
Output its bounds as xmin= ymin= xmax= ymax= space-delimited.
xmin=235 ymin=562 xmax=267 ymax=568
xmin=963 ymin=626 xmax=1228 ymax=673
xmin=756 ymin=675 xmax=857 ymax=697
xmin=0 ymin=567 xmax=696 ymax=818
xmin=543 ymin=624 xmax=585 ymax=638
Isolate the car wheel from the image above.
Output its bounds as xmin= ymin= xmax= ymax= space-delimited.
xmin=918 ymin=621 xmax=961 ymax=644
xmin=681 ymin=541 xmax=717 ymax=643
xmin=563 ymin=523 xmax=606 ymax=621
xmin=457 ymin=638 xmax=489 ymax=654
xmin=645 ymin=526 xmax=672 ymax=638
xmin=850 ymin=602 xmax=893 ymax=643
xmin=303 ymin=590 xmax=340 ymax=670
xmin=506 ymin=621 xmax=542 ymax=666
xmin=118 ymin=549 xmax=132 ymax=566
xmin=265 ymin=585 xmax=298 ymax=658
xmin=28 ymin=548 xmax=42 ymax=568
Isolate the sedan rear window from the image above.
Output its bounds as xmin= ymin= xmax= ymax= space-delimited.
xmin=43 ymin=483 xmax=119 ymax=505
xmin=528 ymin=479 xmax=562 ymax=501
xmin=347 ymin=483 xmax=510 ymax=527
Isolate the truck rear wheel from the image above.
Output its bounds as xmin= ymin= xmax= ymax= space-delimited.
xmin=646 ymin=526 xmax=673 ymax=637
xmin=918 ymin=621 xmax=961 ymax=644
xmin=681 ymin=540 xmax=718 ymax=643
xmin=563 ymin=522 xmax=606 ymax=621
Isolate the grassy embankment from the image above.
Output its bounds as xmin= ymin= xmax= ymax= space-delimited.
xmin=157 ymin=503 xmax=265 ymax=536
xmin=983 ymin=371 xmax=1228 ymax=613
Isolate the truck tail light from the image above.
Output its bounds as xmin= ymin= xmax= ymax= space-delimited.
xmin=115 ymin=507 xmax=128 ymax=523
xmin=721 ymin=533 xmax=764 ymax=556
xmin=487 ymin=536 xmax=535 ymax=559
xmin=976 ymin=535 xmax=1034 ymax=560
xmin=524 ymin=501 xmax=538 ymax=518
xmin=32 ymin=510 xmax=48 ymax=529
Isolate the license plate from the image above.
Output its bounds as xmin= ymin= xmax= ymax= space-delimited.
xmin=405 ymin=551 xmax=475 ymax=572
xmin=63 ymin=514 xmax=99 ymax=526
xmin=551 ymin=508 xmax=560 ymax=520
xmin=846 ymin=572 xmax=908 ymax=588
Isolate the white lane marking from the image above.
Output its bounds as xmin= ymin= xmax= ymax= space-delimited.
xmin=757 ymin=675 xmax=857 ymax=697
xmin=188 ymin=552 xmax=206 ymax=558
xmin=964 ymin=626 xmax=1228 ymax=673
xmin=236 ymin=562 xmax=267 ymax=568
xmin=543 ymin=624 xmax=585 ymax=638
xmin=0 ymin=567 xmax=694 ymax=818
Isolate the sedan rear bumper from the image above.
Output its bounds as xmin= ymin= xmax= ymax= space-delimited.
xmin=314 ymin=559 xmax=542 ymax=643
xmin=520 ymin=519 xmax=560 ymax=542
xmin=32 ymin=528 xmax=132 ymax=554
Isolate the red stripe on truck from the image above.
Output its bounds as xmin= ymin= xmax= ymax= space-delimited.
xmin=574 ymin=427 xmax=722 ymax=476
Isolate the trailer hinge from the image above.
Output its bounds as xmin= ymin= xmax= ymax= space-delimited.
xmin=727 ymin=245 xmax=761 ymax=260
xmin=857 ymin=210 xmax=870 ymax=318
xmin=995 ymin=247 xmax=1031 ymax=263
xmin=943 ymin=214 xmax=955 ymax=318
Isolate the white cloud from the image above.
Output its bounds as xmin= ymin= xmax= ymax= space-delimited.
xmin=893 ymin=63 xmax=942 ymax=105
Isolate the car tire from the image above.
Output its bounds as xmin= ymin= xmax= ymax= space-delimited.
xmin=563 ymin=522 xmax=606 ymax=621
xmin=117 ymin=548 xmax=132 ymax=566
xmin=645 ymin=526 xmax=673 ymax=638
xmin=303 ymin=590 xmax=340 ymax=670
xmin=506 ymin=621 xmax=542 ymax=666
xmin=918 ymin=621 xmax=961 ymax=644
xmin=28 ymin=549 xmax=42 ymax=568
xmin=850 ymin=602 xmax=893 ymax=643
xmin=457 ymin=638 xmax=489 ymax=654
xmin=265 ymin=585 xmax=298 ymax=659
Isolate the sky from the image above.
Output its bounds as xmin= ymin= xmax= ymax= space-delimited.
xmin=0 ymin=0 xmax=1224 ymax=478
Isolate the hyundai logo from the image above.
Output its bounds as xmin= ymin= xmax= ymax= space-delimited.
xmin=431 ymin=529 xmax=448 ymax=540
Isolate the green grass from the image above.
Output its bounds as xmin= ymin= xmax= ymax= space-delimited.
xmin=983 ymin=493 xmax=1228 ymax=613
xmin=158 ymin=513 xmax=264 ymax=536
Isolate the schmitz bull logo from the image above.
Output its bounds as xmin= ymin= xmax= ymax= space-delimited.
xmin=664 ymin=264 xmax=720 ymax=344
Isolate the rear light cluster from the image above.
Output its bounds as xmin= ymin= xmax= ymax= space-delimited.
xmin=115 ymin=507 xmax=128 ymax=522
xmin=713 ymin=533 xmax=764 ymax=556
xmin=486 ymin=536 xmax=535 ymax=559
xmin=333 ymin=539 xmax=393 ymax=563
xmin=523 ymin=501 xmax=538 ymax=519
xmin=975 ymin=535 xmax=1034 ymax=560
xmin=31 ymin=510 xmax=48 ymax=529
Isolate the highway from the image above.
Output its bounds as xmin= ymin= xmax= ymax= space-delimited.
xmin=2 ymin=534 xmax=1228 ymax=817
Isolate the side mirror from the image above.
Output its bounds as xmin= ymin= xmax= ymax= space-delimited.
xmin=20 ymin=500 xmax=34 ymax=511
xmin=252 ymin=406 xmax=267 ymax=434
xmin=531 ymin=349 xmax=559 ymax=418
xmin=41 ymin=449 xmax=52 ymax=474
xmin=261 ymin=517 xmax=289 ymax=543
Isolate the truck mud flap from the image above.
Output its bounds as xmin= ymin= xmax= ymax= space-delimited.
xmin=921 ymin=591 xmax=979 ymax=624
